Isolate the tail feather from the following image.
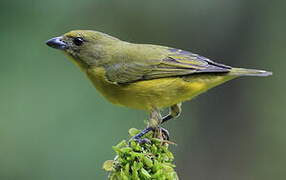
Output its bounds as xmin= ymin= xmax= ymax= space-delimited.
xmin=229 ymin=68 xmax=272 ymax=77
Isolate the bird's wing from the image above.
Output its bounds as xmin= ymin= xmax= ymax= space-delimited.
xmin=105 ymin=47 xmax=232 ymax=84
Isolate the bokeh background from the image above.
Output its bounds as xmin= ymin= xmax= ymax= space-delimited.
xmin=0 ymin=0 xmax=285 ymax=179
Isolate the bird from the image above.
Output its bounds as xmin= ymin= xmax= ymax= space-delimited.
xmin=46 ymin=30 xmax=272 ymax=142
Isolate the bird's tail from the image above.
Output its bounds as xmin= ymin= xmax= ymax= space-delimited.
xmin=228 ymin=68 xmax=272 ymax=77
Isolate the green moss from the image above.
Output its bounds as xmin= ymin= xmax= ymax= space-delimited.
xmin=103 ymin=128 xmax=179 ymax=180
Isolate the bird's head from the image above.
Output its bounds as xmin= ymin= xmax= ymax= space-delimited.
xmin=46 ymin=30 xmax=119 ymax=67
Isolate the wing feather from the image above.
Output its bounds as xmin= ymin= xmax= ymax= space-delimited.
xmin=105 ymin=47 xmax=232 ymax=84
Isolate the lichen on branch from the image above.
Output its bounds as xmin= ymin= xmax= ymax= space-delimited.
xmin=103 ymin=128 xmax=179 ymax=180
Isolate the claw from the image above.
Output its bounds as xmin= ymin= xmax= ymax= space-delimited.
xmin=129 ymin=126 xmax=171 ymax=145
xmin=153 ymin=127 xmax=170 ymax=141
xmin=129 ymin=127 xmax=154 ymax=145
xmin=132 ymin=138 xmax=151 ymax=144
xmin=160 ymin=127 xmax=170 ymax=140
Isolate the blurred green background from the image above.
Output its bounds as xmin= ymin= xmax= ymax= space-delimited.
xmin=0 ymin=0 xmax=284 ymax=179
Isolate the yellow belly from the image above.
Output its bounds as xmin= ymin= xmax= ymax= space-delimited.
xmin=86 ymin=67 xmax=236 ymax=110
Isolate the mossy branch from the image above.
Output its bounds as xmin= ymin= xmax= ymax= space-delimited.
xmin=103 ymin=128 xmax=179 ymax=180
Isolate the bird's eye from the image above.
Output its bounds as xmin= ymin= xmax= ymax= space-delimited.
xmin=73 ymin=37 xmax=84 ymax=46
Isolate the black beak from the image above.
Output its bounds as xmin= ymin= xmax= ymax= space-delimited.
xmin=46 ymin=37 xmax=68 ymax=50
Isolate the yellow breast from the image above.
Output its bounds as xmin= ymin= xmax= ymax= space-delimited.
xmin=85 ymin=67 xmax=235 ymax=110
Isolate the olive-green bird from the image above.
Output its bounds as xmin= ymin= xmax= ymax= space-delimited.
xmin=46 ymin=30 xmax=272 ymax=142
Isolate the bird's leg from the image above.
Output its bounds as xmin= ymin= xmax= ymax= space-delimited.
xmin=149 ymin=108 xmax=166 ymax=140
xmin=148 ymin=108 xmax=162 ymax=129
xmin=151 ymin=104 xmax=182 ymax=142
xmin=131 ymin=108 xmax=164 ymax=144
xmin=161 ymin=103 xmax=182 ymax=124
xmin=130 ymin=126 xmax=154 ymax=144
xmin=130 ymin=105 xmax=181 ymax=144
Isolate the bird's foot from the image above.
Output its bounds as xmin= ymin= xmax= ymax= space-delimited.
xmin=129 ymin=126 xmax=170 ymax=145
xmin=154 ymin=127 xmax=170 ymax=141
xmin=153 ymin=127 xmax=176 ymax=145
xmin=129 ymin=127 xmax=153 ymax=144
